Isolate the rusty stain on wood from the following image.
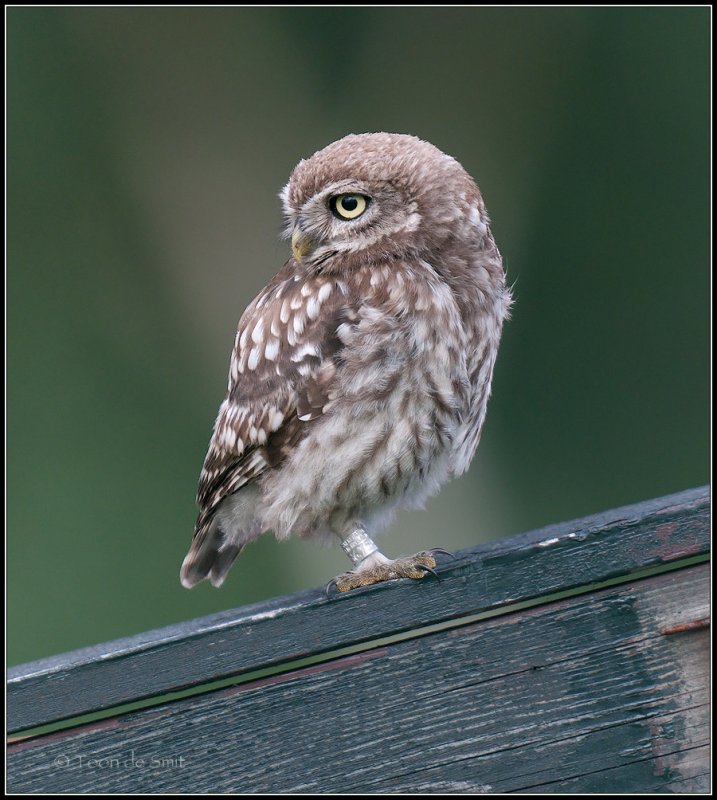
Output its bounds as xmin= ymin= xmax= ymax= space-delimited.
xmin=660 ymin=618 xmax=710 ymax=635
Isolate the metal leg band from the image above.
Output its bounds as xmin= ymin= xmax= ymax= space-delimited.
xmin=340 ymin=528 xmax=378 ymax=566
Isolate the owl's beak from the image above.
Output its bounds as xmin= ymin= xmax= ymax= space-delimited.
xmin=291 ymin=227 xmax=315 ymax=261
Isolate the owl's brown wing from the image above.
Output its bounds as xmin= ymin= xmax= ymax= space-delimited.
xmin=192 ymin=265 xmax=348 ymax=544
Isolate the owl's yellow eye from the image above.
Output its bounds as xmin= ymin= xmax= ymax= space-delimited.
xmin=330 ymin=194 xmax=369 ymax=220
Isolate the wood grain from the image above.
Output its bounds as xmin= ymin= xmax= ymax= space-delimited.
xmin=7 ymin=564 xmax=709 ymax=793
xmin=7 ymin=485 xmax=709 ymax=733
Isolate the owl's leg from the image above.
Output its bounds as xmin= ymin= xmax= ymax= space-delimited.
xmin=329 ymin=525 xmax=437 ymax=593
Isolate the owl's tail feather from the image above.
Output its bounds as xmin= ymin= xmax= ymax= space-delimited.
xmin=180 ymin=519 xmax=245 ymax=589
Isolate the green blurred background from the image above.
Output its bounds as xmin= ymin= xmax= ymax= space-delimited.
xmin=8 ymin=8 xmax=709 ymax=666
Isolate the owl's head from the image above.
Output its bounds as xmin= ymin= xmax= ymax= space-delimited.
xmin=280 ymin=133 xmax=491 ymax=269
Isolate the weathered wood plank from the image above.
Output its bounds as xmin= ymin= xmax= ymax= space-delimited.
xmin=7 ymin=485 xmax=709 ymax=733
xmin=7 ymin=564 xmax=709 ymax=793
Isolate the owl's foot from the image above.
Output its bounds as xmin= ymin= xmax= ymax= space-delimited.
xmin=328 ymin=551 xmax=438 ymax=594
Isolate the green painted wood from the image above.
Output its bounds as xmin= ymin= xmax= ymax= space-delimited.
xmin=7 ymin=485 xmax=710 ymax=733
xmin=7 ymin=564 xmax=709 ymax=793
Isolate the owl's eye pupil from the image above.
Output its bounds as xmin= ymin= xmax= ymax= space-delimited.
xmin=330 ymin=193 xmax=369 ymax=220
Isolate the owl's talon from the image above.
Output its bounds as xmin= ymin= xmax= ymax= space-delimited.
xmin=329 ymin=552 xmax=439 ymax=593
xmin=416 ymin=563 xmax=440 ymax=580
xmin=429 ymin=547 xmax=457 ymax=560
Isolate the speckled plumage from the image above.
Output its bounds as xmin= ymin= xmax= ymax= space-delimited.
xmin=181 ymin=133 xmax=511 ymax=590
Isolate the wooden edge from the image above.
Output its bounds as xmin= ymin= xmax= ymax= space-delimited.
xmin=6 ymin=564 xmax=710 ymax=793
xmin=7 ymin=485 xmax=710 ymax=733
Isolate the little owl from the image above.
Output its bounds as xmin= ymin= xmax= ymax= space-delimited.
xmin=181 ymin=133 xmax=511 ymax=593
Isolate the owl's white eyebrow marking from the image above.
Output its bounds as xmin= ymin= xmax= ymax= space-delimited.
xmin=264 ymin=338 xmax=280 ymax=361
xmin=247 ymin=346 xmax=261 ymax=370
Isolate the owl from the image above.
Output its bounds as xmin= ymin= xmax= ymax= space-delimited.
xmin=181 ymin=132 xmax=511 ymax=593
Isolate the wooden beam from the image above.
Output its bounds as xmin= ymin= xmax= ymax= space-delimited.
xmin=8 ymin=564 xmax=709 ymax=793
xmin=7 ymin=485 xmax=709 ymax=733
